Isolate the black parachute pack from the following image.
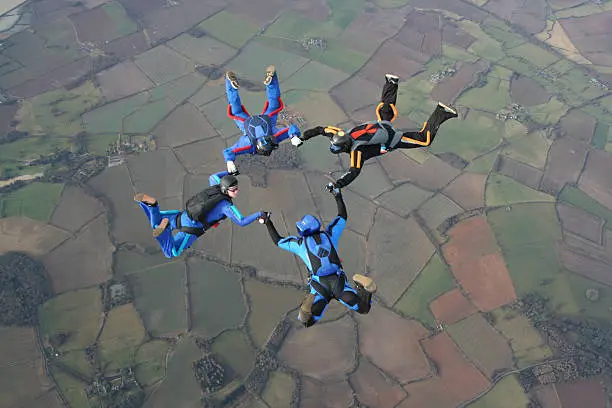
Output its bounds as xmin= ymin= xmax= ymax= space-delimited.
xmin=178 ymin=184 xmax=232 ymax=236
xmin=304 ymin=232 xmax=342 ymax=277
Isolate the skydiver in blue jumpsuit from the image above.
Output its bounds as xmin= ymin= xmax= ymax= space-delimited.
xmin=223 ymin=65 xmax=303 ymax=175
xmin=259 ymin=184 xmax=377 ymax=327
xmin=134 ymin=171 xmax=264 ymax=259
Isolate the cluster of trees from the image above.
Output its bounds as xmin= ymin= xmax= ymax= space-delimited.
xmin=0 ymin=252 xmax=52 ymax=326
xmin=245 ymin=348 xmax=278 ymax=394
xmin=515 ymin=293 xmax=612 ymax=391
xmin=193 ymin=355 xmax=225 ymax=394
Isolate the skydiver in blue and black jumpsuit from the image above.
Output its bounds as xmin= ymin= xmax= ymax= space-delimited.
xmin=134 ymin=171 xmax=264 ymax=259
xmin=223 ymin=66 xmax=303 ymax=175
xmin=298 ymin=74 xmax=459 ymax=189
xmin=259 ymin=185 xmax=377 ymax=327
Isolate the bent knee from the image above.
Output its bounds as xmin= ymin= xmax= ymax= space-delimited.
xmin=339 ymin=292 xmax=358 ymax=307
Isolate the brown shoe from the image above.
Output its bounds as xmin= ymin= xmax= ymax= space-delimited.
xmin=226 ymin=71 xmax=239 ymax=89
xmin=298 ymin=293 xmax=316 ymax=324
xmin=153 ymin=218 xmax=169 ymax=237
xmin=134 ymin=193 xmax=157 ymax=206
xmin=264 ymin=65 xmax=276 ymax=85
xmin=353 ymin=274 xmax=377 ymax=293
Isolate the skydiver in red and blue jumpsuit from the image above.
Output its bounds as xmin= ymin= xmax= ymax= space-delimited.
xmin=223 ymin=66 xmax=303 ymax=175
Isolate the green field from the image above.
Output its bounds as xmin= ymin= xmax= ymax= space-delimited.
xmin=261 ymin=370 xmax=295 ymax=408
xmin=501 ymin=130 xmax=551 ymax=169
xmin=457 ymin=68 xmax=511 ymax=113
xmin=99 ymin=1 xmax=137 ymax=41
xmin=592 ymin=121 xmax=609 ymax=150
xmin=528 ymin=97 xmax=569 ymax=126
xmin=281 ymin=61 xmax=349 ymax=91
xmin=490 ymin=307 xmax=552 ymax=368
xmin=372 ymin=0 xmax=410 ymax=7
xmin=559 ymin=185 xmax=612 ymax=229
xmin=443 ymin=44 xmax=480 ymax=63
xmin=16 ymin=81 xmax=103 ymax=137
xmin=188 ymin=259 xmax=245 ymax=337
xmin=481 ymin=19 xmax=526 ymax=49
xmin=150 ymin=73 xmax=206 ymax=104
xmin=466 ymin=150 xmax=500 ymax=174
xmin=198 ymin=10 xmax=259 ymax=49
xmin=393 ymin=254 xmax=456 ymax=327
xmin=506 ymin=43 xmax=559 ymax=68
xmin=39 ymin=288 xmax=103 ymax=375
xmin=566 ymin=271 xmax=612 ymax=321
xmin=144 ymin=339 xmax=202 ymax=408
xmin=211 ymin=329 xmax=255 ymax=379
xmin=51 ymin=368 xmax=90 ymax=408
xmin=113 ymin=250 xmax=170 ymax=277
xmin=0 ymin=136 xmax=75 ymax=163
xmin=227 ymin=41 xmax=309 ymax=80
xmin=134 ymin=340 xmax=171 ymax=387
xmin=129 ymin=262 xmax=187 ymax=337
xmin=328 ymin=0 xmax=365 ymax=28
xmin=84 ymin=133 xmax=118 ymax=156
xmin=122 ymin=97 xmax=176 ymax=134
xmin=429 ymin=111 xmax=504 ymax=161
xmin=487 ymin=203 xmax=578 ymax=315
xmin=467 ymin=374 xmax=529 ymax=408
xmin=82 ymin=92 xmax=150 ymax=134
xmin=98 ymin=304 xmax=146 ymax=374
xmin=486 ymin=173 xmax=554 ymax=207
xmin=133 ymin=46 xmax=193 ymax=86
xmin=418 ymin=193 xmax=464 ymax=231
xmin=0 ymin=182 xmax=64 ymax=222
xmin=460 ymin=21 xmax=506 ymax=62
xmin=244 ymin=278 xmax=302 ymax=348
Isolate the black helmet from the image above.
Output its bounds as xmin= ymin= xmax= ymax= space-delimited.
xmin=219 ymin=174 xmax=238 ymax=194
xmin=330 ymin=131 xmax=351 ymax=154
xmin=256 ymin=135 xmax=277 ymax=156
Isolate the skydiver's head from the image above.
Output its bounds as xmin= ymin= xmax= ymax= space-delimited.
xmin=245 ymin=114 xmax=278 ymax=156
xmin=329 ymin=131 xmax=352 ymax=154
xmin=296 ymin=214 xmax=321 ymax=237
xmin=220 ymin=174 xmax=240 ymax=198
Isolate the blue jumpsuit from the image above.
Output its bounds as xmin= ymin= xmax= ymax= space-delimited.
xmin=138 ymin=171 xmax=263 ymax=258
xmin=263 ymin=194 xmax=371 ymax=326
xmin=223 ymin=71 xmax=301 ymax=162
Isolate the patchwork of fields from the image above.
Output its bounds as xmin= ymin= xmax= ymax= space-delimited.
xmin=1 ymin=0 xmax=612 ymax=407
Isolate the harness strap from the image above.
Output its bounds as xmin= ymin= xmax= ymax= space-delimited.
xmin=175 ymin=213 xmax=205 ymax=237
xmin=310 ymin=278 xmax=333 ymax=302
xmin=310 ymin=272 xmax=346 ymax=302
xmin=350 ymin=123 xmax=378 ymax=139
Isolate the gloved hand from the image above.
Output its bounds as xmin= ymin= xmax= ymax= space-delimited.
xmin=325 ymin=182 xmax=341 ymax=197
xmin=303 ymin=126 xmax=325 ymax=140
xmin=290 ymin=135 xmax=303 ymax=147
xmin=258 ymin=211 xmax=271 ymax=224
xmin=227 ymin=160 xmax=239 ymax=175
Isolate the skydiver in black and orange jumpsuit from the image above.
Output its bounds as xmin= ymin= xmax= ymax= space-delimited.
xmin=298 ymin=74 xmax=459 ymax=189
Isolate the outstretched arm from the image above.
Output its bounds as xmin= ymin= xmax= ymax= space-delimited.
xmin=273 ymin=123 xmax=301 ymax=144
xmin=334 ymin=145 xmax=380 ymax=188
xmin=222 ymin=203 xmax=263 ymax=227
xmin=326 ymin=189 xmax=347 ymax=246
xmin=263 ymin=216 xmax=284 ymax=245
xmin=334 ymin=190 xmax=347 ymax=220
xmin=300 ymin=126 xmax=326 ymax=141
xmin=223 ymin=136 xmax=255 ymax=163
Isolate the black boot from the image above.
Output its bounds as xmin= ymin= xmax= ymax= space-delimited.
xmin=423 ymin=103 xmax=458 ymax=135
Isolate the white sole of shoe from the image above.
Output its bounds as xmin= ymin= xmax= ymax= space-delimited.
xmin=438 ymin=102 xmax=457 ymax=115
